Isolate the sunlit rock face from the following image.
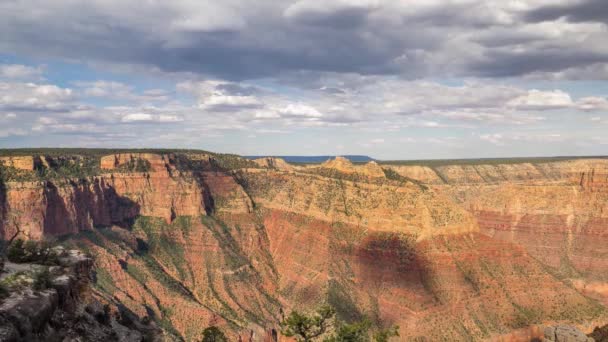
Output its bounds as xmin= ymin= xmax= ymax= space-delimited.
xmin=1 ymin=153 xmax=607 ymax=341
xmin=0 ymin=156 xmax=35 ymax=171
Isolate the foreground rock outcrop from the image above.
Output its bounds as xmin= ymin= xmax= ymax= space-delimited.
xmin=0 ymin=247 xmax=160 ymax=341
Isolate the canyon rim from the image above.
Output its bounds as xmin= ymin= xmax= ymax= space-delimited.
xmin=1 ymin=151 xmax=607 ymax=341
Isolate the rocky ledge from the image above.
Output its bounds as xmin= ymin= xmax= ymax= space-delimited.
xmin=544 ymin=324 xmax=608 ymax=342
xmin=0 ymin=247 xmax=160 ymax=342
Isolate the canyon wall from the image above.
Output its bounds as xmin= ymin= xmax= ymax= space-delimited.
xmin=1 ymin=153 xmax=607 ymax=341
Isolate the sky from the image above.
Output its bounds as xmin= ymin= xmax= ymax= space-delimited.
xmin=0 ymin=0 xmax=607 ymax=160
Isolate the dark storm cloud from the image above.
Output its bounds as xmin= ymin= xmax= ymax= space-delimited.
xmin=286 ymin=5 xmax=374 ymax=29
xmin=1 ymin=1 xmax=607 ymax=81
xmin=472 ymin=31 xmax=546 ymax=48
xmin=471 ymin=48 xmax=608 ymax=78
xmin=525 ymin=0 xmax=608 ymax=24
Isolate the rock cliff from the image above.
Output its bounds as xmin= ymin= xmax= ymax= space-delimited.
xmin=1 ymin=152 xmax=607 ymax=341
xmin=0 ymin=247 xmax=160 ymax=341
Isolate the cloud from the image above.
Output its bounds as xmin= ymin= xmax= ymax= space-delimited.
xmin=480 ymin=133 xmax=504 ymax=145
xmin=121 ymin=113 xmax=183 ymax=123
xmin=76 ymin=81 xmax=171 ymax=102
xmin=1 ymin=0 xmax=607 ymax=159
xmin=0 ymin=82 xmax=74 ymax=111
xmin=279 ymin=103 xmax=323 ymax=117
xmin=576 ymin=96 xmax=608 ymax=111
xmin=1 ymin=0 xmax=607 ymax=80
xmin=479 ymin=132 xmax=565 ymax=145
xmin=507 ymin=89 xmax=573 ymax=110
xmin=0 ymin=64 xmax=44 ymax=80
xmin=284 ymin=0 xmax=379 ymax=28
xmin=525 ymin=0 xmax=608 ymax=24
xmin=0 ymin=128 xmax=27 ymax=138
xmin=201 ymin=94 xmax=263 ymax=111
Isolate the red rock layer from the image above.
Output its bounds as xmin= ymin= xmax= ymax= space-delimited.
xmin=262 ymin=208 xmax=604 ymax=341
xmin=433 ymin=159 xmax=608 ymax=313
xmin=3 ymin=154 xmax=608 ymax=341
xmin=0 ymin=169 xmax=210 ymax=239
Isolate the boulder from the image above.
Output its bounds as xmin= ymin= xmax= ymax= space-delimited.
xmin=544 ymin=325 xmax=594 ymax=342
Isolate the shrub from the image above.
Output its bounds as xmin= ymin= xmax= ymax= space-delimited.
xmin=373 ymin=326 xmax=400 ymax=342
xmin=280 ymin=304 xmax=400 ymax=342
xmin=324 ymin=319 xmax=371 ymax=342
xmin=281 ymin=305 xmax=336 ymax=342
xmin=201 ymin=326 xmax=228 ymax=342
xmin=6 ymin=239 xmax=59 ymax=265
xmin=33 ymin=268 xmax=53 ymax=291
xmin=0 ymin=282 xmax=10 ymax=299
xmin=6 ymin=239 xmax=26 ymax=262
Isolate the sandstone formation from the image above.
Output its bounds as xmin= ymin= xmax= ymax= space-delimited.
xmin=317 ymin=157 xmax=385 ymax=178
xmin=385 ymin=165 xmax=444 ymax=184
xmin=100 ymin=153 xmax=175 ymax=172
xmin=0 ymin=157 xmax=34 ymax=171
xmin=253 ymin=157 xmax=294 ymax=171
xmin=1 ymin=152 xmax=608 ymax=341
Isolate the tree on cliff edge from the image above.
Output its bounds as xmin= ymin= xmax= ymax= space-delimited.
xmin=280 ymin=305 xmax=336 ymax=342
xmin=280 ymin=304 xmax=399 ymax=342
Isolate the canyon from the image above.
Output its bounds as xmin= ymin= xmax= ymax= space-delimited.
xmin=1 ymin=151 xmax=607 ymax=341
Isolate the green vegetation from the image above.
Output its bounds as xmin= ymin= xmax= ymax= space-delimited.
xmin=324 ymin=319 xmax=372 ymax=342
xmin=0 ymin=164 xmax=38 ymax=182
xmin=327 ymin=280 xmax=363 ymax=323
xmin=200 ymin=216 xmax=249 ymax=270
xmin=201 ymin=326 xmax=229 ymax=342
xmin=0 ymin=148 xmax=262 ymax=183
xmin=382 ymin=168 xmax=429 ymax=191
xmin=117 ymin=157 xmax=151 ymax=172
xmin=0 ymin=271 xmax=32 ymax=291
xmin=130 ymin=216 xmax=201 ymax=299
xmin=33 ymin=267 xmax=53 ymax=290
xmin=0 ymin=282 xmax=9 ymax=299
xmin=280 ymin=304 xmax=399 ymax=342
xmin=6 ymin=239 xmax=60 ymax=265
xmin=37 ymin=155 xmax=101 ymax=179
xmin=281 ymin=305 xmax=336 ymax=342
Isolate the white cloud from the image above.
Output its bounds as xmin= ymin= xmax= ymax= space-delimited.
xmin=77 ymin=81 xmax=170 ymax=102
xmin=279 ymin=103 xmax=323 ymax=117
xmin=480 ymin=133 xmax=504 ymax=145
xmin=507 ymin=89 xmax=573 ymax=110
xmin=121 ymin=113 xmax=182 ymax=123
xmin=576 ymin=96 xmax=608 ymax=111
xmin=0 ymin=82 xmax=73 ymax=111
xmin=201 ymin=94 xmax=262 ymax=109
xmin=0 ymin=64 xmax=44 ymax=80
xmin=480 ymin=132 xmax=565 ymax=145
xmin=253 ymin=110 xmax=281 ymax=119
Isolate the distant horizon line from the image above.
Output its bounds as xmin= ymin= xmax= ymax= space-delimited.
xmin=1 ymin=147 xmax=607 ymax=163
